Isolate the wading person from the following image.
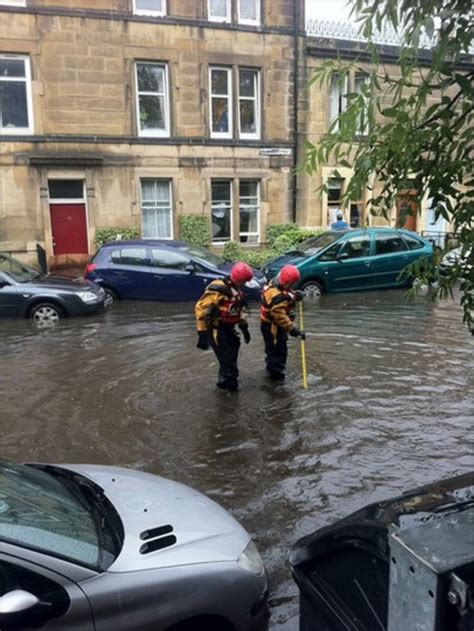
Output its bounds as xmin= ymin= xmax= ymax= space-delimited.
xmin=195 ymin=261 xmax=253 ymax=392
xmin=260 ymin=264 xmax=305 ymax=381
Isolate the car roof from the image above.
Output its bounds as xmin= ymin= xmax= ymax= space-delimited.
xmin=99 ymin=239 xmax=188 ymax=249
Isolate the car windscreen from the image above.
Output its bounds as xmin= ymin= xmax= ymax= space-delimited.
xmin=0 ymin=460 xmax=121 ymax=571
xmin=297 ymin=232 xmax=344 ymax=256
xmin=178 ymin=245 xmax=223 ymax=268
xmin=0 ymin=254 xmax=40 ymax=282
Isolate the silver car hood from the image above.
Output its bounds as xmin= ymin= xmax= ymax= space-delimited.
xmin=63 ymin=465 xmax=250 ymax=572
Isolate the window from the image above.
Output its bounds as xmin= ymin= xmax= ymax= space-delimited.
xmin=210 ymin=67 xmax=232 ymax=138
xmin=208 ymin=0 xmax=231 ymax=22
xmin=402 ymin=233 xmax=424 ymax=251
xmin=327 ymin=177 xmax=344 ymax=226
xmin=209 ymin=66 xmax=260 ymax=139
xmin=0 ymin=0 xmax=26 ymax=6
xmin=340 ymin=235 xmax=371 ymax=259
xmin=354 ymin=73 xmax=369 ymax=135
xmin=133 ymin=0 xmax=166 ymax=16
xmin=151 ymin=248 xmax=189 ymax=269
xmin=135 ymin=62 xmax=169 ymax=137
xmin=111 ymin=248 xmax=148 ymax=265
xmin=318 ymin=242 xmax=341 ymax=262
xmin=211 ymin=180 xmax=232 ymax=242
xmin=329 ymin=73 xmax=347 ymax=130
xmin=238 ymin=69 xmax=260 ymax=138
xmin=141 ymin=179 xmax=172 ymax=239
xmin=239 ymin=180 xmax=259 ymax=243
xmin=238 ymin=0 xmax=260 ymax=25
xmin=0 ymin=55 xmax=33 ymax=133
xmin=375 ymin=233 xmax=407 ymax=255
xmin=48 ymin=179 xmax=84 ymax=200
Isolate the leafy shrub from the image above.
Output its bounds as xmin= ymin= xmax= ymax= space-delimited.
xmin=266 ymin=223 xmax=299 ymax=248
xmin=221 ymin=241 xmax=243 ymax=262
xmin=178 ymin=215 xmax=210 ymax=247
xmin=273 ymin=234 xmax=295 ymax=254
xmin=95 ymin=226 xmax=139 ymax=248
xmin=243 ymin=249 xmax=275 ymax=268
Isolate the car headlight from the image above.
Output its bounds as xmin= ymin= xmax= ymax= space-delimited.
xmin=237 ymin=540 xmax=265 ymax=575
xmin=77 ymin=291 xmax=98 ymax=303
xmin=245 ymin=278 xmax=261 ymax=289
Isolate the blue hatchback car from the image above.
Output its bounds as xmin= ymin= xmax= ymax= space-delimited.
xmin=84 ymin=240 xmax=266 ymax=303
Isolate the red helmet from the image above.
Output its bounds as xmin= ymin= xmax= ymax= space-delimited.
xmin=278 ymin=264 xmax=300 ymax=287
xmin=230 ymin=261 xmax=253 ymax=285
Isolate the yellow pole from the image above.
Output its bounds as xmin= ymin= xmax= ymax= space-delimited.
xmin=299 ymin=301 xmax=308 ymax=389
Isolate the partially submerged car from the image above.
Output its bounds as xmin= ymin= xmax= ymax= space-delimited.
xmin=84 ymin=240 xmax=266 ymax=303
xmin=290 ymin=472 xmax=474 ymax=631
xmin=0 ymin=460 xmax=268 ymax=631
xmin=262 ymin=228 xmax=433 ymax=296
xmin=0 ymin=253 xmax=106 ymax=323
xmin=439 ymin=246 xmax=473 ymax=279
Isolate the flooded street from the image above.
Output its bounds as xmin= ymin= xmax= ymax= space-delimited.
xmin=1 ymin=290 xmax=473 ymax=629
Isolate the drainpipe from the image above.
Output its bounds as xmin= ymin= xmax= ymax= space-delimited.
xmin=292 ymin=0 xmax=301 ymax=224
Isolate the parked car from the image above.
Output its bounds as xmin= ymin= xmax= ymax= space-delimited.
xmin=84 ymin=240 xmax=266 ymax=303
xmin=0 ymin=460 xmax=268 ymax=631
xmin=262 ymin=228 xmax=433 ymax=295
xmin=0 ymin=253 xmax=106 ymax=323
xmin=439 ymin=246 xmax=473 ymax=278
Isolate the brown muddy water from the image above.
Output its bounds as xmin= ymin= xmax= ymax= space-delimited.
xmin=1 ymin=289 xmax=473 ymax=629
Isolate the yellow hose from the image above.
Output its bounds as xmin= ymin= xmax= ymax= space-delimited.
xmin=299 ymin=301 xmax=308 ymax=389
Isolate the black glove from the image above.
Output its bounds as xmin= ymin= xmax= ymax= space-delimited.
xmin=239 ymin=323 xmax=251 ymax=344
xmin=289 ymin=326 xmax=306 ymax=341
xmin=293 ymin=290 xmax=305 ymax=302
xmin=196 ymin=331 xmax=210 ymax=350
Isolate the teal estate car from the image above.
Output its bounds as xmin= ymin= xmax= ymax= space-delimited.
xmin=262 ymin=228 xmax=433 ymax=295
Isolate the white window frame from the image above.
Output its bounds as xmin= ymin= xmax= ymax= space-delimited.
xmin=329 ymin=72 xmax=348 ymax=131
xmin=135 ymin=62 xmax=170 ymax=138
xmin=208 ymin=0 xmax=231 ymax=23
xmin=237 ymin=0 xmax=260 ymax=26
xmin=0 ymin=54 xmax=34 ymax=134
xmin=239 ymin=180 xmax=260 ymax=243
xmin=354 ymin=73 xmax=369 ymax=135
xmin=140 ymin=179 xmax=173 ymax=240
xmin=0 ymin=1 xmax=26 ymax=6
xmin=211 ymin=179 xmax=233 ymax=244
xmin=238 ymin=68 xmax=260 ymax=140
xmin=209 ymin=66 xmax=232 ymax=139
xmin=133 ymin=0 xmax=166 ymax=17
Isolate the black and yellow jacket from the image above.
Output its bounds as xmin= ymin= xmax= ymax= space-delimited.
xmin=195 ymin=278 xmax=247 ymax=332
xmin=260 ymin=281 xmax=296 ymax=332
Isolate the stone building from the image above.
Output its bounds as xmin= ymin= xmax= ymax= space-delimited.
xmin=0 ymin=0 xmax=302 ymax=267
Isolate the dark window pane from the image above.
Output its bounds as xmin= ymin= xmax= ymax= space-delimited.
xmin=211 ymin=69 xmax=228 ymax=95
xmin=240 ymin=100 xmax=256 ymax=134
xmin=118 ymin=248 xmax=147 ymax=265
xmin=110 ymin=250 xmax=121 ymax=264
xmin=0 ymin=81 xmax=28 ymax=128
xmin=341 ymin=236 xmax=371 ymax=258
xmin=350 ymin=203 xmax=362 ymax=228
xmin=239 ymin=180 xmax=257 ymax=198
xmin=212 ymin=181 xmax=231 ymax=203
xmin=151 ymin=248 xmax=189 ymax=269
xmin=139 ymin=94 xmax=165 ymax=130
xmin=211 ymin=97 xmax=229 ymax=133
xmin=0 ymin=58 xmax=26 ymax=78
xmin=328 ymin=178 xmax=343 ymax=202
xmin=318 ymin=242 xmax=341 ymax=261
xmin=212 ymin=209 xmax=231 ymax=241
xmin=137 ymin=64 xmax=164 ymax=93
xmin=239 ymin=70 xmax=255 ymax=97
xmin=48 ymin=180 xmax=84 ymax=199
xmin=375 ymin=233 xmax=407 ymax=255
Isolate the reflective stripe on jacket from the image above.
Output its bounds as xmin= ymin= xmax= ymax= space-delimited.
xmin=260 ymin=281 xmax=296 ymax=332
xmin=195 ymin=278 xmax=246 ymax=332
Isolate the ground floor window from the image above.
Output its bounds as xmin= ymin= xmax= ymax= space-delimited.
xmin=211 ymin=179 xmax=260 ymax=244
xmin=141 ymin=179 xmax=172 ymax=239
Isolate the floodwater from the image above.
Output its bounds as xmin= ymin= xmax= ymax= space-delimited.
xmin=1 ymin=290 xmax=473 ymax=629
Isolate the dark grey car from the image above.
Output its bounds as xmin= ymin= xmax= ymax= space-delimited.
xmin=0 ymin=253 xmax=106 ymax=323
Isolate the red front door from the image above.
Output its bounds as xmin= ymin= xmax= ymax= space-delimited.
xmin=50 ymin=203 xmax=88 ymax=255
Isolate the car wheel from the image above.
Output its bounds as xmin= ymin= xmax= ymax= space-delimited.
xmin=300 ymin=279 xmax=324 ymax=297
xmin=103 ymin=287 xmax=118 ymax=307
xmin=29 ymin=302 xmax=63 ymax=325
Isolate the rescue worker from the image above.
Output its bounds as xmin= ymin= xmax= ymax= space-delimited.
xmin=260 ymin=264 xmax=305 ymax=381
xmin=195 ymin=261 xmax=253 ymax=392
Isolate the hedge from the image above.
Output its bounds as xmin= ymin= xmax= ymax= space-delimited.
xmin=178 ymin=214 xmax=210 ymax=247
xmin=95 ymin=226 xmax=139 ymax=248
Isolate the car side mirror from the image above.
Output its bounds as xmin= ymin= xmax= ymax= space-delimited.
xmin=0 ymin=590 xmax=40 ymax=615
xmin=185 ymin=262 xmax=196 ymax=274
xmin=337 ymin=252 xmax=349 ymax=261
